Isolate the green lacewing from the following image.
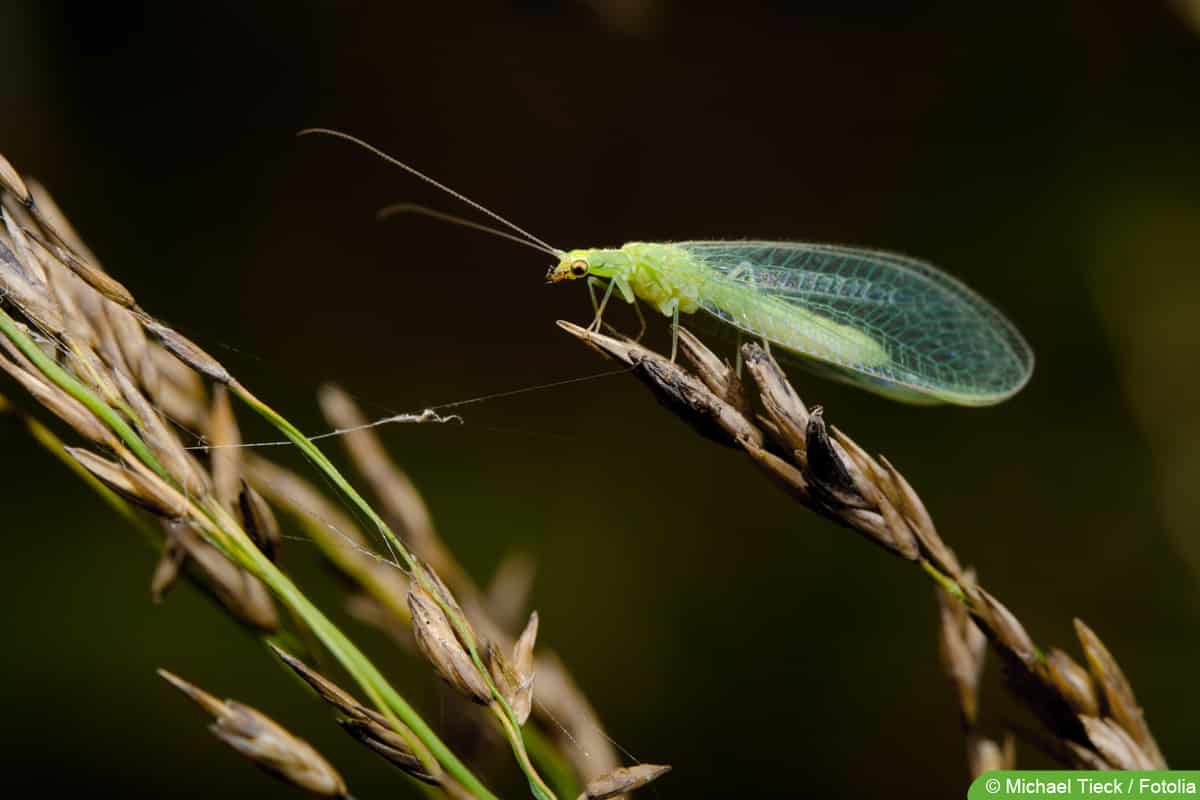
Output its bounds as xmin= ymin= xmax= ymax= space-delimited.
xmin=301 ymin=129 xmax=1034 ymax=406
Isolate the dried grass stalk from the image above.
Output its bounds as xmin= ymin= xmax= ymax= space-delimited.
xmin=0 ymin=152 xmax=568 ymax=798
xmin=560 ymin=320 xmax=1167 ymax=774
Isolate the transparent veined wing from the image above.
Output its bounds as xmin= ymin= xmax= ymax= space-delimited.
xmin=676 ymin=241 xmax=1034 ymax=406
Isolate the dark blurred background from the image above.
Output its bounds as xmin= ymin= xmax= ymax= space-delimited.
xmin=1 ymin=1 xmax=1198 ymax=797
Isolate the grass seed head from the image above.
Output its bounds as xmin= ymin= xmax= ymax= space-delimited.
xmin=0 ymin=236 xmax=65 ymax=333
xmin=238 ymin=482 xmax=281 ymax=562
xmin=1073 ymin=618 xmax=1165 ymax=767
xmin=578 ymin=763 xmax=672 ymax=800
xmin=486 ymin=639 xmax=535 ymax=725
xmin=158 ymin=669 xmax=350 ymax=797
xmin=556 ymin=320 xmax=763 ymax=447
xmin=338 ymin=718 xmax=439 ymax=784
xmin=22 ymin=227 xmax=136 ymax=309
xmin=104 ymin=303 xmax=157 ymax=388
xmin=970 ymin=587 xmax=1037 ymax=665
xmin=506 ymin=611 xmax=539 ymax=724
xmin=140 ymin=317 xmax=231 ymax=383
xmin=0 ymin=350 xmax=116 ymax=446
xmin=66 ymin=447 xmax=190 ymax=519
xmin=209 ymin=384 xmax=243 ymax=511
xmin=1042 ymin=648 xmax=1099 ymax=717
xmin=112 ymin=368 xmax=209 ymax=497
xmin=408 ymin=581 xmax=492 ymax=704
xmin=163 ymin=521 xmax=280 ymax=631
xmin=150 ymin=532 xmax=188 ymax=602
xmin=879 ymin=455 xmax=960 ymax=576
xmin=271 ymin=645 xmax=364 ymax=717
xmin=1078 ymin=715 xmax=1157 ymax=769
xmin=936 ymin=586 xmax=987 ymax=724
xmin=676 ymin=326 xmax=751 ymax=414
xmin=803 ymin=409 xmax=868 ymax=507
xmin=968 ymin=733 xmax=1016 ymax=775
xmin=272 ymin=646 xmax=442 ymax=782
xmin=0 ymin=152 xmax=31 ymax=205
xmin=740 ymin=341 xmax=810 ymax=447
xmin=22 ymin=178 xmax=104 ymax=265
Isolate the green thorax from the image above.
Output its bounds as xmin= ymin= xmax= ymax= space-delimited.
xmin=572 ymin=242 xmax=709 ymax=315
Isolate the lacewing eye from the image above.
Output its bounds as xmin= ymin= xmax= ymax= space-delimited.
xmin=570 ymin=260 xmax=588 ymax=277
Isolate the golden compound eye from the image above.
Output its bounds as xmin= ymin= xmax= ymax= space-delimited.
xmin=570 ymin=260 xmax=588 ymax=277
